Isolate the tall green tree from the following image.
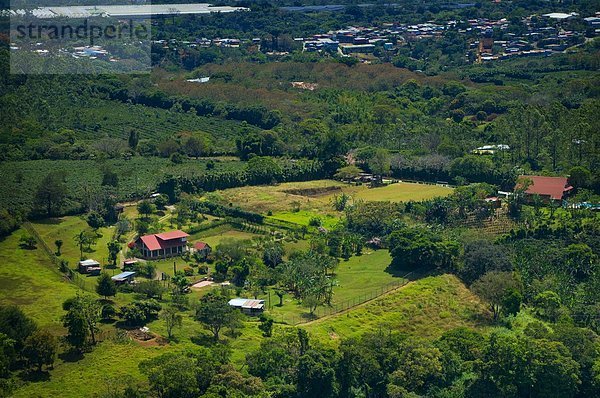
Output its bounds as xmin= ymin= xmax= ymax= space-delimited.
xmin=62 ymin=294 xmax=102 ymax=348
xmin=23 ymin=329 xmax=57 ymax=372
xmin=107 ymin=240 xmax=121 ymax=267
xmin=471 ymin=271 xmax=521 ymax=321
xmin=160 ymin=307 xmax=182 ymax=340
xmin=195 ymin=292 xmax=241 ymax=341
xmin=96 ymin=273 xmax=117 ymax=299
xmin=35 ymin=172 xmax=67 ymax=217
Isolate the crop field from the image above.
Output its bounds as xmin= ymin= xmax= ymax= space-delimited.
xmin=0 ymin=157 xmax=245 ymax=214
xmin=51 ymin=99 xmax=254 ymax=152
xmin=215 ymin=180 xmax=453 ymax=219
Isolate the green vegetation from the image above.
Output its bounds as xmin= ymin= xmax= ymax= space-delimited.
xmin=1 ymin=1 xmax=599 ymax=397
xmin=306 ymin=274 xmax=487 ymax=343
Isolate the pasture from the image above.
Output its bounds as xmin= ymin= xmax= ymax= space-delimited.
xmin=214 ymin=180 xmax=453 ymax=220
xmin=0 ymin=230 xmax=80 ymax=330
xmin=305 ymin=274 xmax=489 ymax=345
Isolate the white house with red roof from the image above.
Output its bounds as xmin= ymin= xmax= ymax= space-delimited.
xmin=133 ymin=230 xmax=190 ymax=259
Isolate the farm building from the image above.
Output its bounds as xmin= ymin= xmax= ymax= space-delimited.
xmin=112 ymin=271 xmax=136 ymax=284
xmin=122 ymin=259 xmax=138 ymax=270
xmin=515 ymin=175 xmax=573 ymax=202
xmin=78 ymin=259 xmax=101 ymax=275
xmin=133 ymin=230 xmax=189 ymax=260
xmin=228 ymin=298 xmax=265 ymax=315
xmin=193 ymin=241 xmax=212 ymax=259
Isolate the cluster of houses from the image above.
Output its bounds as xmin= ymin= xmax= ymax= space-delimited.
xmin=474 ymin=12 xmax=599 ymax=62
xmin=132 ymin=8 xmax=600 ymax=66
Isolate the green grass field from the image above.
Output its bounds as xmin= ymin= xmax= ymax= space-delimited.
xmin=261 ymin=250 xmax=403 ymax=324
xmin=31 ymin=217 xmax=114 ymax=266
xmin=305 ymin=274 xmax=489 ymax=345
xmin=268 ymin=210 xmax=340 ymax=229
xmin=215 ymin=180 xmax=453 ymax=221
xmin=0 ymin=230 xmax=80 ymax=331
xmin=353 ymin=182 xmax=453 ymax=202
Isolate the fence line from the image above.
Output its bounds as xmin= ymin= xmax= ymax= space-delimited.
xmin=273 ymin=271 xmax=417 ymax=326
xmin=23 ymin=222 xmax=94 ymax=292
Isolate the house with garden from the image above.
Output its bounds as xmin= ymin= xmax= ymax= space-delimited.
xmin=515 ymin=175 xmax=573 ymax=203
xmin=132 ymin=230 xmax=189 ymax=260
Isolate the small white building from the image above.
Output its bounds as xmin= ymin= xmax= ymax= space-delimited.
xmin=228 ymin=298 xmax=265 ymax=315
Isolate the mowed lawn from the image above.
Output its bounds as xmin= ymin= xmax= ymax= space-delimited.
xmin=305 ymin=274 xmax=489 ymax=345
xmin=0 ymin=230 xmax=80 ymax=331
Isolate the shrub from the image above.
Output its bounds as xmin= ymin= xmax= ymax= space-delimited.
xmin=198 ymin=265 xmax=209 ymax=274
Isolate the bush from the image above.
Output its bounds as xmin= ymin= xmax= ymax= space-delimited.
xmin=308 ymin=217 xmax=322 ymax=227
xmin=198 ymin=264 xmax=209 ymax=274
xmin=133 ymin=262 xmax=156 ymax=279
xmin=119 ymin=300 xmax=162 ymax=327
xmin=183 ymin=266 xmax=194 ymax=276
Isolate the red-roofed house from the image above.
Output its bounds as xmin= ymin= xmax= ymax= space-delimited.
xmin=515 ymin=175 xmax=573 ymax=203
xmin=134 ymin=230 xmax=189 ymax=259
xmin=193 ymin=241 xmax=212 ymax=259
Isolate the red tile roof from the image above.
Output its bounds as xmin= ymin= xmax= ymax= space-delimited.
xmin=156 ymin=230 xmax=189 ymax=240
xmin=194 ymin=241 xmax=210 ymax=250
xmin=138 ymin=230 xmax=189 ymax=251
xmin=516 ymin=175 xmax=572 ymax=200
xmin=140 ymin=235 xmax=161 ymax=251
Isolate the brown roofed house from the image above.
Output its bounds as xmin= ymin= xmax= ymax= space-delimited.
xmin=515 ymin=175 xmax=573 ymax=203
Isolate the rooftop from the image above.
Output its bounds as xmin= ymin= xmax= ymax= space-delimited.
xmin=516 ymin=175 xmax=573 ymax=200
xmin=112 ymin=271 xmax=136 ymax=280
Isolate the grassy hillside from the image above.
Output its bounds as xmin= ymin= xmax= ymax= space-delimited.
xmin=306 ymin=274 xmax=489 ymax=344
xmin=0 ymin=230 xmax=80 ymax=331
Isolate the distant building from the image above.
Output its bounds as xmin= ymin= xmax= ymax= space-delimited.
xmin=133 ymin=230 xmax=189 ymax=260
xmin=228 ymin=298 xmax=265 ymax=315
xmin=339 ymin=43 xmax=375 ymax=55
xmin=471 ymin=144 xmax=510 ymax=155
xmin=112 ymin=271 xmax=136 ymax=285
xmin=78 ymin=259 xmax=101 ymax=275
xmin=515 ymin=175 xmax=573 ymax=202
xmin=193 ymin=242 xmax=212 ymax=259
xmin=123 ymin=259 xmax=138 ymax=270
xmin=543 ymin=12 xmax=578 ymax=20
